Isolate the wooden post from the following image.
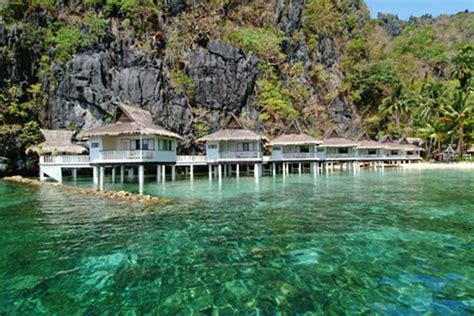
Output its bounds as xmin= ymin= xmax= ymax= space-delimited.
xmin=172 ymin=165 xmax=176 ymax=181
xmin=236 ymin=164 xmax=240 ymax=178
xmin=157 ymin=165 xmax=161 ymax=183
xmin=272 ymin=163 xmax=276 ymax=177
xmin=254 ymin=163 xmax=260 ymax=179
xmin=218 ymin=164 xmax=222 ymax=181
xmin=138 ymin=164 xmax=144 ymax=195
xmin=162 ymin=165 xmax=166 ymax=182
xmin=208 ymin=165 xmax=212 ymax=181
xmin=99 ymin=166 xmax=105 ymax=191
xmin=120 ymin=166 xmax=125 ymax=183
xmin=190 ymin=164 xmax=194 ymax=180
xmin=111 ymin=167 xmax=115 ymax=183
xmin=93 ymin=166 xmax=99 ymax=185
xmin=298 ymin=163 xmax=302 ymax=174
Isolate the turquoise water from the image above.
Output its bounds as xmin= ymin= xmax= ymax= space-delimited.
xmin=1 ymin=168 xmax=473 ymax=314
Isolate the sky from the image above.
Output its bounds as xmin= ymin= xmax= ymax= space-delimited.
xmin=365 ymin=0 xmax=472 ymax=19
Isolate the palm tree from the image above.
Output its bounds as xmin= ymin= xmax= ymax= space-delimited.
xmin=417 ymin=81 xmax=447 ymax=122
xmin=442 ymin=91 xmax=473 ymax=154
xmin=418 ymin=122 xmax=447 ymax=158
xmin=451 ymin=46 xmax=474 ymax=91
xmin=379 ymin=84 xmax=412 ymax=131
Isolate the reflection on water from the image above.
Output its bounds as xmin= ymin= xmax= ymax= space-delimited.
xmin=0 ymin=168 xmax=473 ymax=314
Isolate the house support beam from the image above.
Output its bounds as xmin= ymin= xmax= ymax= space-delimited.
xmin=99 ymin=166 xmax=105 ymax=191
xmin=190 ymin=165 xmax=194 ymax=180
xmin=111 ymin=167 xmax=115 ymax=183
xmin=162 ymin=165 xmax=166 ymax=182
xmin=208 ymin=165 xmax=212 ymax=181
xmin=171 ymin=165 xmax=176 ymax=181
xmin=120 ymin=166 xmax=125 ymax=183
xmin=72 ymin=168 xmax=77 ymax=181
xmin=138 ymin=164 xmax=144 ymax=195
xmin=93 ymin=166 xmax=99 ymax=186
xmin=157 ymin=165 xmax=161 ymax=183
xmin=128 ymin=167 xmax=134 ymax=181
xmin=236 ymin=164 xmax=240 ymax=178
xmin=218 ymin=164 xmax=222 ymax=181
xmin=272 ymin=163 xmax=276 ymax=177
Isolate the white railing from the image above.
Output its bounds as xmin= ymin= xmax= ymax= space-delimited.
xmin=176 ymin=155 xmax=207 ymax=163
xmin=356 ymin=154 xmax=385 ymax=159
xmin=40 ymin=155 xmax=90 ymax=165
xmin=325 ymin=154 xmax=356 ymax=159
xmin=220 ymin=151 xmax=262 ymax=159
xmin=98 ymin=150 xmax=157 ymax=162
xmin=282 ymin=152 xmax=317 ymax=159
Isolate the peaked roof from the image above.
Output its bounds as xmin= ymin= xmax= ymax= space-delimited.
xmin=356 ymin=132 xmax=384 ymax=149
xmin=196 ymin=113 xmax=266 ymax=143
xmin=397 ymin=137 xmax=425 ymax=151
xmin=270 ymin=121 xmax=322 ymax=146
xmin=77 ymin=103 xmax=182 ymax=140
xmin=26 ymin=129 xmax=88 ymax=155
xmin=320 ymin=128 xmax=357 ymax=147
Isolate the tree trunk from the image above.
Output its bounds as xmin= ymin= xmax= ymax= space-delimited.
xmin=458 ymin=125 xmax=464 ymax=154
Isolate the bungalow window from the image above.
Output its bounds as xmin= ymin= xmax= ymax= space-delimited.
xmin=317 ymin=148 xmax=325 ymax=152
xmin=242 ymin=143 xmax=250 ymax=152
xmin=299 ymin=146 xmax=310 ymax=153
xmin=391 ymin=150 xmax=398 ymax=155
xmin=208 ymin=144 xmax=217 ymax=149
xmin=130 ymin=140 xmax=141 ymax=150
xmin=338 ymin=147 xmax=349 ymax=154
xmin=91 ymin=142 xmax=99 ymax=148
xmin=407 ymin=151 xmax=414 ymax=155
xmin=368 ymin=149 xmax=377 ymax=155
xmin=273 ymin=146 xmax=282 ymax=151
xmin=160 ymin=140 xmax=173 ymax=151
xmin=142 ymin=139 xmax=155 ymax=150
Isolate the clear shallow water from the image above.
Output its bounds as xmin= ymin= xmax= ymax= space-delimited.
xmin=1 ymin=169 xmax=473 ymax=314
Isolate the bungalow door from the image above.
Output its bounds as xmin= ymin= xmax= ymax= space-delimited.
xmin=121 ymin=139 xmax=130 ymax=151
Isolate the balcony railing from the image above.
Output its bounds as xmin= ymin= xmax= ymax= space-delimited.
xmin=176 ymin=155 xmax=207 ymax=164
xmin=40 ymin=155 xmax=90 ymax=165
xmin=282 ymin=152 xmax=318 ymax=159
xmin=98 ymin=150 xmax=157 ymax=162
xmin=219 ymin=151 xmax=262 ymax=160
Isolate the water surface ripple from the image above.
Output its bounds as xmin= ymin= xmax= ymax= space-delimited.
xmin=0 ymin=169 xmax=473 ymax=314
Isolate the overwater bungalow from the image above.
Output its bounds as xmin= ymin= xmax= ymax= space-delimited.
xmin=269 ymin=122 xmax=322 ymax=174
xmin=196 ymin=114 xmax=266 ymax=178
xmin=77 ymin=103 xmax=182 ymax=189
xmin=319 ymin=129 xmax=358 ymax=161
xmin=378 ymin=135 xmax=404 ymax=160
xmin=355 ymin=132 xmax=384 ymax=159
xmin=26 ymin=129 xmax=89 ymax=182
xmin=396 ymin=137 xmax=423 ymax=161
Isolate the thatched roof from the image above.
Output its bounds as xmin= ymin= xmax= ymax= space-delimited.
xmin=320 ymin=128 xmax=357 ymax=147
xmin=270 ymin=121 xmax=322 ymax=146
xmin=406 ymin=137 xmax=425 ymax=147
xmin=196 ymin=114 xmax=266 ymax=143
xmin=26 ymin=130 xmax=88 ymax=155
xmin=355 ymin=132 xmax=384 ymax=149
xmin=397 ymin=137 xmax=425 ymax=151
xmin=77 ymin=103 xmax=182 ymax=140
xmin=378 ymin=134 xmax=403 ymax=150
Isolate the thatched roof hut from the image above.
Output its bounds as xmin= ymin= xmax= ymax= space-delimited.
xmin=378 ymin=134 xmax=404 ymax=150
xmin=356 ymin=132 xmax=384 ymax=149
xmin=320 ymin=129 xmax=357 ymax=147
xmin=269 ymin=122 xmax=322 ymax=146
xmin=196 ymin=114 xmax=266 ymax=144
xmin=77 ymin=103 xmax=182 ymax=140
xmin=26 ymin=130 xmax=88 ymax=155
xmin=397 ymin=137 xmax=425 ymax=151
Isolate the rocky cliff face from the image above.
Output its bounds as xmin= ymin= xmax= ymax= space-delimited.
xmin=0 ymin=0 xmax=367 ymax=153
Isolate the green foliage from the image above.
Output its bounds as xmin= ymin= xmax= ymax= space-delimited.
xmin=46 ymin=25 xmax=82 ymax=62
xmin=392 ymin=26 xmax=447 ymax=63
xmin=346 ymin=62 xmax=401 ymax=109
xmin=256 ymin=64 xmax=299 ymax=126
xmin=171 ymin=68 xmax=195 ymax=100
xmin=83 ymin=14 xmax=108 ymax=44
xmin=192 ymin=122 xmax=209 ymax=139
xmin=223 ymin=23 xmax=285 ymax=63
